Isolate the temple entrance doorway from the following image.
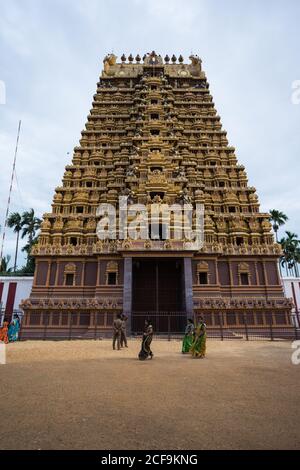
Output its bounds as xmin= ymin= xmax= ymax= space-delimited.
xmin=132 ymin=258 xmax=186 ymax=333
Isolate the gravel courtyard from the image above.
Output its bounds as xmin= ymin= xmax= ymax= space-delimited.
xmin=0 ymin=339 xmax=299 ymax=450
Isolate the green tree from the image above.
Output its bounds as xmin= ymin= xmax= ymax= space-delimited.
xmin=21 ymin=236 xmax=39 ymax=273
xmin=7 ymin=212 xmax=22 ymax=273
xmin=269 ymin=209 xmax=289 ymax=242
xmin=0 ymin=255 xmax=13 ymax=275
xmin=280 ymin=232 xmax=300 ymax=277
xmin=21 ymin=209 xmax=42 ymax=274
xmin=21 ymin=209 xmax=42 ymax=246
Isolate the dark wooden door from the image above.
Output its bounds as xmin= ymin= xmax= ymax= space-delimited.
xmin=132 ymin=258 xmax=185 ymax=333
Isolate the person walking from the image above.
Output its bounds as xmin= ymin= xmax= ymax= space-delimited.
xmin=190 ymin=316 xmax=207 ymax=359
xmin=182 ymin=318 xmax=194 ymax=354
xmin=138 ymin=319 xmax=154 ymax=361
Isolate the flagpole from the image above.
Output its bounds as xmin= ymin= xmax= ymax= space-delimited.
xmin=0 ymin=120 xmax=22 ymax=264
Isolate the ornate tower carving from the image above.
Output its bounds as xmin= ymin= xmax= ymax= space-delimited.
xmin=21 ymin=52 xmax=292 ymax=337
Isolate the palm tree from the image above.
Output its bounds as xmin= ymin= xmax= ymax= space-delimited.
xmin=21 ymin=209 xmax=41 ymax=274
xmin=269 ymin=209 xmax=289 ymax=242
xmin=279 ymin=237 xmax=290 ymax=276
xmin=21 ymin=209 xmax=42 ymax=247
xmin=280 ymin=232 xmax=300 ymax=277
xmin=285 ymin=231 xmax=300 ymax=277
xmin=7 ymin=212 xmax=22 ymax=272
xmin=0 ymin=255 xmax=13 ymax=274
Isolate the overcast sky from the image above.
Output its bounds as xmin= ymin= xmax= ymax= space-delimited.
xmin=0 ymin=0 xmax=299 ymax=267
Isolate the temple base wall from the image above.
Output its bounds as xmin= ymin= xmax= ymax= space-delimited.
xmin=19 ymin=253 xmax=294 ymax=339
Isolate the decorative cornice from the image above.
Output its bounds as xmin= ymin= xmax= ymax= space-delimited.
xmin=31 ymin=241 xmax=282 ymax=257
xmin=193 ymin=297 xmax=294 ymax=310
xmin=20 ymin=297 xmax=122 ymax=310
xmin=20 ymin=296 xmax=293 ymax=311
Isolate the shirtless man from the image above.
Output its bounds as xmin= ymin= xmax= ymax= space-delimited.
xmin=112 ymin=314 xmax=123 ymax=351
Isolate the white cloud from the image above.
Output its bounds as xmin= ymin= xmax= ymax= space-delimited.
xmin=0 ymin=0 xmax=299 ymax=268
xmin=141 ymin=0 xmax=199 ymax=32
xmin=0 ymin=3 xmax=32 ymax=58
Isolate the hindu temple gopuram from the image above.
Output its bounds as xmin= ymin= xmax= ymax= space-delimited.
xmin=21 ymin=52 xmax=292 ymax=338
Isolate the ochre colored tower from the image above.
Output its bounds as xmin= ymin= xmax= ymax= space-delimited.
xmin=21 ymin=52 xmax=292 ymax=338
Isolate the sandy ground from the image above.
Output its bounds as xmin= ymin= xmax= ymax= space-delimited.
xmin=0 ymin=339 xmax=299 ymax=450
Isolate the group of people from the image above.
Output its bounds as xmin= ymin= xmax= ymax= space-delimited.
xmin=112 ymin=315 xmax=206 ymax=361
xmin=112 ymin=316 xmax=154 ymax=361
xmin=0 ymin=314 xmax=21 ymax=344
xmin=113 ymin=314 xmax=154 ymax=361
xmin=182 ymin=316 xmax=207 ymax=358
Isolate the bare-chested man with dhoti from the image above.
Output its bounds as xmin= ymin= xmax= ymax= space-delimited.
xmin=113 ymin=314 xmax=123 ymax=351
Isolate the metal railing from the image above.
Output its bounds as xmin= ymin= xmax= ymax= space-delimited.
xmin=131 ymin=311 xmax=299 ymax=342
xmin=5 ymin=310 xmax=299 ymax=342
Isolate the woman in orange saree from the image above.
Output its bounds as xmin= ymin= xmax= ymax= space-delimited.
xmin=0 ymin=321 xmax=9 ymax=344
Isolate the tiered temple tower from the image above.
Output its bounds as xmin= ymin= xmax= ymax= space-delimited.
xmin=21 ymin=52 xmax=292 ymax=338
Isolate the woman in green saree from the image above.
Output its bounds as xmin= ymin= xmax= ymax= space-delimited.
xmin=182 ymin=318 xmax=194 ymax=354
xmin=191 ymin=316 xmax=207 ymax=358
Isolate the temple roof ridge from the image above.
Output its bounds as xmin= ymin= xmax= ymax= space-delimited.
xmin=102 ymin=52 xmax=204 ymax=79
xmin=103 ymin=51 xmax=202 ymax=65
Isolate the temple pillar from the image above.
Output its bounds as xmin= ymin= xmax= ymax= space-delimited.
xmin=184 ymin=258 xmax=194 ymax=317
xmin=123 ymin=257 xmax=133 ymax=333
